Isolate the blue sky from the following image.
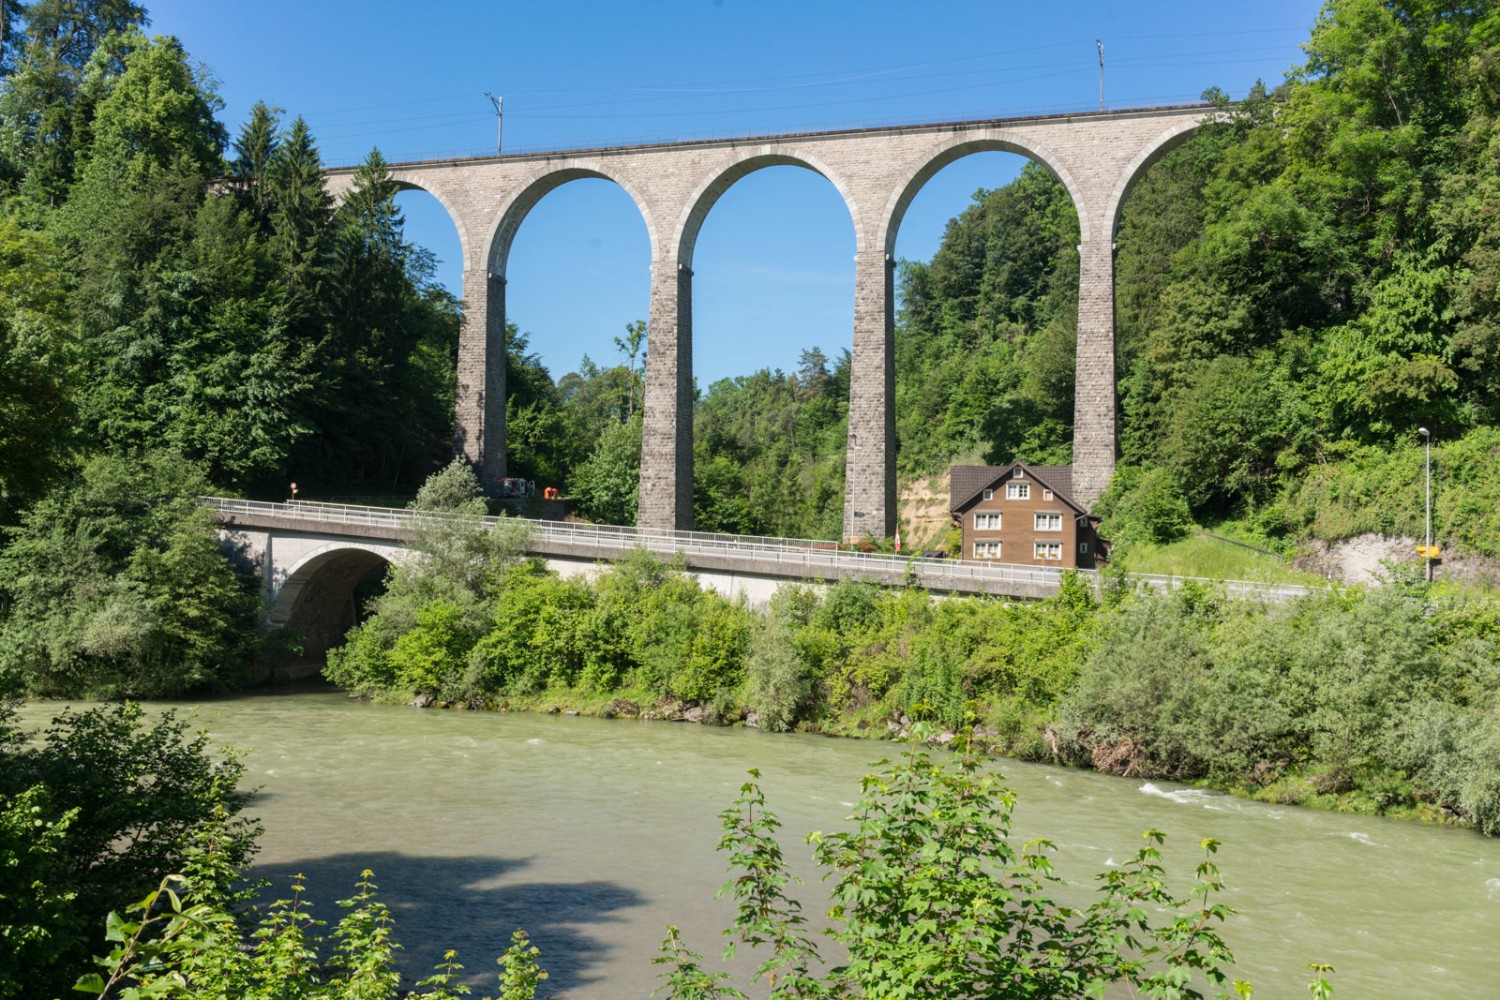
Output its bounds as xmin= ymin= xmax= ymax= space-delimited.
xmin=145 ymin=0 xmax=1323 ymax=385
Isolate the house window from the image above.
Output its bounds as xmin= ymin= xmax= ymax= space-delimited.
xmin=1006 ymin=483 xmax=1030 ymax=500
xmin=1034 ymin=512 xmax=1063 ymax=532
xmin=982 ymin=488 xmax=994 ymax=501
xmin=1079 ymin=542 xmax=1090 ymax=554
xmin=1043 ymin=490 xmax=1054 ymax=501
xmin=973 ymin=541 xmax=1001 ymax=559
xmin=1034 ymin=541 xmax=1062 ymax=561
xmin=973 ymin=512 xmax=1001 ymax=531
xmin=1012 ymin=467 xmax=1024 ymax=478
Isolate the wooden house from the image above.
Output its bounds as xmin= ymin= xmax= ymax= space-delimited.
xmin=949 ymin=463 xmax=1105 ymax=569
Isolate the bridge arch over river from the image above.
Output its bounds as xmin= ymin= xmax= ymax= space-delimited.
xmin=325 ymin=106 xmax=1211 ymax=537
xmin=225 ymin=529 xmax=407 ymax=664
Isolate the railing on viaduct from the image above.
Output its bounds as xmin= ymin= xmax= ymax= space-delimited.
xmin=207 ymin=498 xmax=1317 ymax=604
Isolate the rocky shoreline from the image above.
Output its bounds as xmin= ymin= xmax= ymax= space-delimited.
xmin=406 ymin=690 xmax=1016 ymax=754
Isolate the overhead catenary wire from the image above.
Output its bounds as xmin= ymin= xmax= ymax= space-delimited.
xmin=286 ymin=22 xmax=1308 ymax=163
xmin=310 ymin=51 xmax=1287 ymax=144
xmin=292 ymin=30 xmax=1304 ymax=122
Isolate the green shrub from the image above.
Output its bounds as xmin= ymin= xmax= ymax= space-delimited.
xmin=745 ymin=615 xmax=812 ymax=732
xmin=1058 ymin=585 xmax=1472 ymax=799
xmin=1095 ymin=464 xmax=1194 ymax=547
xmin=324 ymin=613 xmax=402 ymax=696
xmin=676 ymin=599 xmax=752 ymax=705
xmin=980 ymin=697 xmax=1052 ymax=758
xmin=768 ymin=583 xmax=820 ymax=628
xmin=814 ymin=577 xmax=884 ymax=633
xmin=1057 ymin=592 xmax=1214 ymax=778
xmin=660 ymin=743 xmax=1256 ymax=997
xmin=465 ymin=567 xmax=586 ymax=696
xmin=0 ymin=702 xmax=256 ymax=1000
xmin=79 ymin=867 xmax=549 ymax=1000
xmin=1288 ymin=589 xmax=1441 ymax=789
xmin=0 ymin=786 xmax=76 ymax=999
xmin=1396 ymin=699 xmax=1500 ymax=835
xmin=898 ymin=639 xmax=969 ymax=729
xmin=389 ymin=599 xmax=480 ymax=696
xmin=575 ymin=599 xmax=634 ymax=692
xmin=1187 ymin=605 xmax=1307 ymax=777
xmin=630 ymin=594 xmax=701 ymax=698
xmin=939 ymin=580 xmax=1096 ymax=710
xmin=0 ymin=452 xmax=257 ymax=698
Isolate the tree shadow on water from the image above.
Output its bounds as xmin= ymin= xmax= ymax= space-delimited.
xmin=254 ymin=851 xmax=647 ymax=995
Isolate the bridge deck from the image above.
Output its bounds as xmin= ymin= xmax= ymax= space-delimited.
xmin=209 ymin=498 xmax=1317 ymax=604
xmin=323 ymin=103 xmax=1214 ymax=172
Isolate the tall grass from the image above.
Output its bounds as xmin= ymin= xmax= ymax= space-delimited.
xmin=1112 ymin=533 xmax=1325 ymax=584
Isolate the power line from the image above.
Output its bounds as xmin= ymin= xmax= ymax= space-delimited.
xmin=308 ymin=46 xmax=1294 ymax=138
xmin=291 ymin=27 xmax=1308 ymax=120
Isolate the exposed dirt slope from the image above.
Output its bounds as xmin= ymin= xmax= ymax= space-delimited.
xmin=897 ymin=476 xmax=953 ymax=554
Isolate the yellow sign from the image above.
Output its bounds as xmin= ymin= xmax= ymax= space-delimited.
xmin=1417 ymin=545 xmax=1441 ymax=557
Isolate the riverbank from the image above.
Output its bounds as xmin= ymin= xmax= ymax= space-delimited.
xmin=345 ymin=563 xmax=1492 ymax=839
xmin=310 ymin=535 xmax=1500 ymax=838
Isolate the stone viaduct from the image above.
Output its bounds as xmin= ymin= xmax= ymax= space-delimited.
xmin=324 ymin=104 xmax=1212 ymax=538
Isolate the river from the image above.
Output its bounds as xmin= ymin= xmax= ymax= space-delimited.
xmin=24 ymin=689 xmax=1500 ymax=996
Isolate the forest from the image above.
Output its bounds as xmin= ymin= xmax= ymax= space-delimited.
xmin=1 ymin=1 xmax=1499 ymax=995
xmin=0 ymin=0 xmax=1495 ymax=783
xmin=4 ymin=1 xmax=1500 ymax=550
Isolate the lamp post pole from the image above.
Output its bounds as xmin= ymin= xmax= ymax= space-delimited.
xmin=485 ymin=93 xmax=503 ymax=153
xmin=1418 ymin=426 xmax=1432 ymax=582
xmin=1097 ymin=40 xmax=1104 ymax=111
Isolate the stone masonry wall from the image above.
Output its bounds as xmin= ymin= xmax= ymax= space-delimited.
xmin=325 ymin=106 xmax=1211 ymax=531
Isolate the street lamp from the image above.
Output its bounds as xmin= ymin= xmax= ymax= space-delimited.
xmin=1418 ymin=427 xmax=1432 ymax=582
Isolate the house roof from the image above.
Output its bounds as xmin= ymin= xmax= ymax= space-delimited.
xmin=949 ymin=463 xmax=1087 ymax=514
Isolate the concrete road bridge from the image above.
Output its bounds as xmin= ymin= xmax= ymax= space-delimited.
xmin=211 ymin=498 xmax=1314 ymax=662
xmin=323 ymin=104 xmax=1217 ymax=538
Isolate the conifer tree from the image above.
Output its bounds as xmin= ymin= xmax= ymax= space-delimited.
xmin=230 ymin=99 xmax=280 ymax=222
xmin=0 ymin=0 xmax=146 ymax=201
xmin=73 ymin=31 xmax=225 ymax=187
xmin=266 ymin=115 xmax=330 ymax=316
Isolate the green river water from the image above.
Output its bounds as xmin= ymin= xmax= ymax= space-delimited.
xmin=24 ymin=689 xmax=1500 ymax=996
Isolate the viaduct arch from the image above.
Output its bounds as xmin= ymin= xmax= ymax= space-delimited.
xmin=324 ymin=105 xmax=1213 ymax=537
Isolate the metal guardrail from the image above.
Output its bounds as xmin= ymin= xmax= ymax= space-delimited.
xmin=205 ymin=497 xmax=1316 ymax=602
xmin=322 ymin=103 xmax=1214 ymax=171
xmin=319 ymin=103 xmax=1218 ymax=172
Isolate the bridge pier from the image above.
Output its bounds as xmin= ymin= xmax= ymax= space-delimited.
xmin=1072 ymin=239 xmax=1117 ymax=509
xmin=639 ymin=259 xmax=695 ymax=531
xmin=845 ymin=249 xmax=896 ymax=541
xmin=456 ymin=267 xmax=508 ymax=484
